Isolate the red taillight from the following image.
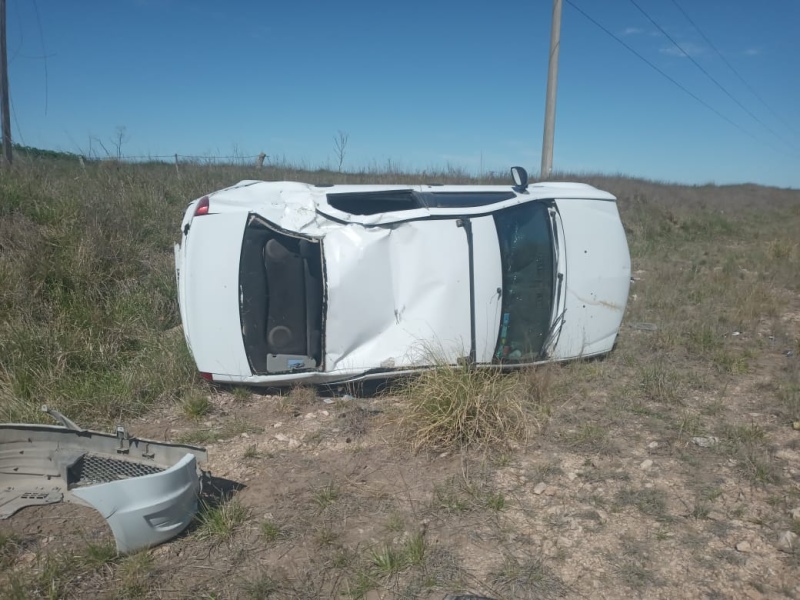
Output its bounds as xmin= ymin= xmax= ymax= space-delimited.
xmin=194 ymin=196 xmax=210 ymax=216
xmin=199 ymin=372 xmax=213 ymax=381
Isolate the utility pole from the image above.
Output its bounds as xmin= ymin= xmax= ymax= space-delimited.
xmin=0 ymin=0 xmax=11 ymax=165
xmin=540 ymin=0 xmax=562 ymax=180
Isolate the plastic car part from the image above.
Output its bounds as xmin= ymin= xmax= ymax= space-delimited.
xmin=0 ymin=409 xmax=208 ymax=553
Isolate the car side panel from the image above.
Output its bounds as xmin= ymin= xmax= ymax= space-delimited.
xmin=181 ymin=212 xmax=251 ymax=376
xmin=551 ymin=198 xmax=631 ymax=359
xmin=323 ymin=220 xmax=471 ymax=372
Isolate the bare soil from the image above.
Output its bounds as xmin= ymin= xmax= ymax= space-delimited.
xmin=4 ymin=336 xmax=799 ymax=599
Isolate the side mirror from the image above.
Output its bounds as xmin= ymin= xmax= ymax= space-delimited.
xmin=511 ymin=166 xmax=528 ymax=191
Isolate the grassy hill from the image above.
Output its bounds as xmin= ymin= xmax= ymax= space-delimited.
xmin=1 ymin=154 xmax=799 ymax=599
xmin=1 ymin=156 xmax=798 ymax=425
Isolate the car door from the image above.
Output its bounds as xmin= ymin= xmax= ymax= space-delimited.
xmin=322 ymin=219 xmax=473 ymax=373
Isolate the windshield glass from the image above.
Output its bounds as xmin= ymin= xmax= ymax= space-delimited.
xmin=493 ymin=201 xmax=555 ymax=362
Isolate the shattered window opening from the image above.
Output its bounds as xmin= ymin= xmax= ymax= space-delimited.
xmin=494 ymin=201 xmax=555 ymax=362
xmin=325 ymin=190 xmax=518 ymax=215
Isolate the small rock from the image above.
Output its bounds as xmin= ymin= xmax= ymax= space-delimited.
xmin=287 ymin=438 xmax=301 ymax=449
xmin=545 ymin=486 xmax=557 ymax=496
xmin=595 ymin=508 xmax=609 ymax=522
xmin=533 ymin=482 xmax=547 ymax=495
xmin=274 ymin=433 xmax=289 ymax=442
xmin=790 ymin=507 xmax=800 ymax=520
xmin=273 ymin=422 xmax=283 ymax=428
xmin=648 ymin=441 xmax=659 ymax=449
xmin=640 ymin=459 xmax=653 ymax=470
xmin=303 ymin=412 xmax=317 ymax=420
xmin=567 ymin=472 xmax=578 ymax=481
xmin=557 ymin=536 xmax=573 ymax=548
xmin=439 ymin=451 xmax=449 ymax=458
xmin=777 ymin=531 xmax=798 ymax=553
xmin=792 ymin=421 xmax=800 ymax=431
xmin=319 ymin=410 xmax=329 ymax=417
xmin=692 ymin=436 xmax=719 ymax=448
xmin=735 ymin=541 xmax=751 ymax=552
xmin=240 ymin=432 xmax=249 ymax=438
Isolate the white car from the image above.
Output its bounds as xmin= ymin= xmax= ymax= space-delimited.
xmin=174 ymin=168 xmax=631 ymax=386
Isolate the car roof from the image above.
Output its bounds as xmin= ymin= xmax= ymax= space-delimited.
xmin=206 ymin=179 xmax=616 ymax=230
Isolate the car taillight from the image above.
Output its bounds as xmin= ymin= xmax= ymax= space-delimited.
xmin=199 ymin=372 xmax=213 ymax=381
xmin=194 ymin=196 xmax=210 ymax=216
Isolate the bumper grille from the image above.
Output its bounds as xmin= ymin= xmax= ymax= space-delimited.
xmin=70 ymin=454 xmax=164 ymax=486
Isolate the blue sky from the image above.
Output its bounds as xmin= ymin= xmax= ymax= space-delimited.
xmin=8 ymin=0 xmax=800 ymax=188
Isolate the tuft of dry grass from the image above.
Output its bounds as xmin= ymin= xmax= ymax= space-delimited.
xmin=396 ymin=365 xmax=551 ymax=452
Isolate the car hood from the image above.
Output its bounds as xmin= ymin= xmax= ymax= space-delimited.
xmin=177 ymin=211 xmax=252 ymax=376
xmin=550 ymin=198 xmax=631 ymax=359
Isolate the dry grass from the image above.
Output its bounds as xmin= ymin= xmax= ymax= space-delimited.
xmin=3 ymin=157 xmax=800 ymax=599
xmin=396 ymin=365 xmax=552 ymax=452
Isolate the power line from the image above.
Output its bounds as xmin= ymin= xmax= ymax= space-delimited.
xmin=31 ymin=0 xmax=47 ymax=114
xmin=628 ymin=0 xmax=799 ymax=153
xmin=667 ymin=0 xmax=800 ymax=138
xmin=563 ymin=0 xmax=790 ymax=157
xmin=9 ymin=94 xmax=24 ymax=145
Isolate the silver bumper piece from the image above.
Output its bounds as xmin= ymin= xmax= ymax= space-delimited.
xmin=0 ymin=413 xmax=208 ymax=553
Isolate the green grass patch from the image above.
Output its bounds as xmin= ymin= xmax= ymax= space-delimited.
xmin=195 ymin=496 xmax=250 ymax=543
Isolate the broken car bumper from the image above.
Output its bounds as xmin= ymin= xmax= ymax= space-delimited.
xmin=0 ymin=419 xmax=208 ymax=554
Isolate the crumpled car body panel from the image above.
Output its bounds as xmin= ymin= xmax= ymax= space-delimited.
xmin=0 ymin=422 xmax=207 ymax=553
xmin=71 ymin=453 xmax=201 ymax=553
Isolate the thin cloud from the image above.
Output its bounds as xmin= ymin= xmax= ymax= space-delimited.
xmin=660 ymin=41 xmax=707 ymax=58
xmin=622 ymin=27 xmax=644 ymax=35
xmin=744 ymin=48 xmax=760 ymax=56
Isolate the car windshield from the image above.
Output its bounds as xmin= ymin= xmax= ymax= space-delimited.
xmin=493 ymin=201 xmax=555 ymax=362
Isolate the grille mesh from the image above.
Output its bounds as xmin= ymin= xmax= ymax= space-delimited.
xmin=70 ymin=454 xmax=164 ymax=486
xmin=21 ymin=491 xmax=52 ymax=500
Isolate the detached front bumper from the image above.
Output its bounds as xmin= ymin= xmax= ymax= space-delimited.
xmin=0 ymin=415 xmax=207 ymax=554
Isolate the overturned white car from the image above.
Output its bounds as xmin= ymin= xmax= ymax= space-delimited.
xmin=175 ymin=168 xmax=631 ymax=386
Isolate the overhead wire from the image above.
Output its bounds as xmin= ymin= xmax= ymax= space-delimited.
xmin=31 ymin=0 xmax=48 ymax=115
xmin=563 ymin=0 xmax=792 ymax=157
xmin=667 ymin=0 xmax=800 ymax=138
xmin=628 ymin=0 xmax=798 ymax=153
xmin=9 ymin=96 xmax=25 ymax=145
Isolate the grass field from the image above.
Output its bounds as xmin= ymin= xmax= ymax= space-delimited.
xmin=1 ymin=155 xmax=799 ymax=599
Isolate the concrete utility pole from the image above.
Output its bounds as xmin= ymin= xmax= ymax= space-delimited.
xmin=540 ymin=0 xmax=562 ymax=180
xmin=0 ymin=0 xmax=11 ymax=165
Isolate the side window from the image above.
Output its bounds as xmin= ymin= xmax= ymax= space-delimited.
xmin=493 ymin=202 xmax=555 ymax=361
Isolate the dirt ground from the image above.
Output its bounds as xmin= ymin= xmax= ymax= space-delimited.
xmin=3 ymin=329 xmax=799 ymax=599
